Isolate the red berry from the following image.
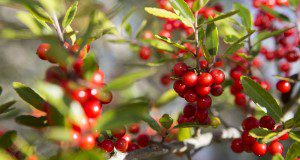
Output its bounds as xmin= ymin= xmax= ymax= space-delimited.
xmin=160 ymin=73 xmax=171 ymax=86
xmin=199 ymin=60 xmax=208 ymax=69
xmin=137 ymin=134 xmax=150 ymax=148
xmin=276 ymin=80 xmax=291 ymax=93
xmin=197 ymin=95 xmax=212 ymax=109
xmin=112 ymin=126 xmax=126 ymax=139
xmin=139 ymin=47 xmax=151 ymax=60
xmin=268 ymin=141 xmax=283 ymax=155
xmin=184 ymin=90 xmax=198 ymax=102
xmin=173 ymin=62 xmax=188 ymax=76
xmin=235 ymin=93 xmax=247 ymax=107
xmin=241 ymin=131 xmax=256 ymax=145
xmin=83 ymin=100 xmax=102 ymax=118
xmin=279 ymin=133 xmax=289 ymax=141
xmin=91 ymin=70 xmax=105 ymax=86
xmin=252 ymin=142 xmax=267 ymax=156
xmin=183 ymin=71 xmax=198 ymax=87
xmin=183 ymin=104 xmax=197 ymax=118
xmin=242 ymin=117 xmax=259 ymax=131
xmin=285 ymin=50 xmax=299 ymax=62
xmin=100 ymin=139 xmax=114 ymax=152
xmin=115 ymin=137 xmax=129 ymax=152
xmin=230 ymin=69 xmax=243 ymax=80
xmin=259 ymin=115 xmax=275 ymax=130
xmin=173 ymin=80 xmax=186 ymax=94
xmin=71 ymin=130 xmax=80 ymax=143
xmin=210 ymin=69 xmax=225 ymax=84
xmin=36 ymin=43 xmax=50 ymax=60
xmin=127 ymin=143 xmax=140 ymax=152
xmin=159 ymin=29 xmax=172 ymax=38
xmin=197 ymin=73 xmax=213 ymax=86
xmin=196 ymin=85 xmax=211 ymax=96
xmin=129 ymin=123 xmax=140 ymax=134
xmin=79 ymin=134 xmax=95 ymax=150
xmin=210 ymin=85 xmax=223 ymax=96
xmin=231 ymin=138 xmax=244 ymax=153
xmin=195 ymin=108 xmax=209 ymax=124
xmin=142 ymin=30 xmax=154 ymax=39
xmin=72 ymin=88 xmax=88 ymax=104
xmin=279 ymin=62 xmax=290 ymax=73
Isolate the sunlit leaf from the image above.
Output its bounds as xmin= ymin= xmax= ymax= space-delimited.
xmin=62 ymin=1 xmax=78 ymax=28
xmin=169 ymin=0 xmax=195 ymax=26
xmin=145 ymin=7 xmax=180 ymax=19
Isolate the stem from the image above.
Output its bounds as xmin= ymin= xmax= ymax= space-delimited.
xmin=194 ymin=12 xmax=200 ymax=71
xmin=51 ymin=13 xmax=64 ymax=43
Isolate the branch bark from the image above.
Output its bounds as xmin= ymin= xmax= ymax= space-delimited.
xmin=109 ymin=127 xmax=240 ymax=160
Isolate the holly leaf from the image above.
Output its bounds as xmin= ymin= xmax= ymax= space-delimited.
xmin=272 ymin=154 xmax=285 ymax=160
xmin=94 ymin=101 xmax=150 ymax=131
xmin=0 ymin=131 xmax=17 ymax=149
xmin=241 ymin=76 xmax=283 ymax=123
xmin=15 ymin=115 xmax=47 ymax=128
xmin=169 ymin=0 xmax=195 ymax=26
xmin=260 ymin=6 xmax=290 ymax=22
xmin=249 ymin=128 xmax=273 ymax=138
xmin=156 ymin=89 xmax=178 ymax=107
xmin=104 ymin=69 xmax=156 ymax=91
xmin=206 ymin=22 xmax=218 ymax=56
xmin=233 ymin=2 xmax=252 ymax=29
xmin=159 ymin=114 xmax=173 ymax=129
xmin=145 ymin=7 xmax=180 ymax=19
xmin=13 ymin=82 xmax=46 ymax=111
xmin=253 ymin=27 xmax=293 ymax=46
xmin=0 ymin=101 xmax=16 ymax=115
xmin=178 ymin=128 xmax=193 ymax=141
xmin=62 ymin=1 xmax=78 ymax=28
xmin=155 ymin=35 xmax=187 ymax=50
xmin=286 ymin=142 xmax=300 ymax=160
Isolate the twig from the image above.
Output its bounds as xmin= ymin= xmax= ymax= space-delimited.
xmin=194 ymin=12 xmax=200 ymax=71
xmin=116 ymin=127 xmax=240 ymax=160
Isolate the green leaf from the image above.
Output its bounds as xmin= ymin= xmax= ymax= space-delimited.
xmin=156 ymin=89 xmax=178 ymax=107
xmin=145 ymin=7 xmax=180 ymax=19
xmin=13 ymin=82 xmax=46 ymax=111
xmin=236 ymin=52 xmax=253 ymax=60
xmin=18 ymin=0 xmax=52 ymax=23
xmin=0 ymin=86 xmax=2 ymax=96
xmin=124 ymin=22 xmax=132 ymax=36
xmin=241 ymin=76 xmax=283 ymax=123
xmin=16 ymin=12 xmax=44 ymax=35
xmin=155 ymin=35 xmax=187 ymax=50
xmin=0 ymin=149 xmax=16 ymax=160
xmin=206 ymin=22 xmax=218 ymax=56
xmin=45 ymin=127 xmax=72 ymax=142
xmin=49 ymin=150 xmax=104 ymax=160
xmin=290 ymin=131 xmax=300 ymax=143
xmin=104 ymin=70 xmax=156 ymax=91
xmin=295 ymin=107 xmax=300 ymax=125
xmin=122 ymin=7 xmax=136 ymax=26
xmin=290 ymin=0 xmax=300 ymax=7
xmin=159 ymin=114 xmax=173 ymax=129
xmin=192 ymin=0 xmax=209 ymax=12
xmin=83 ymin=52 xmax=99 ymax=80
xmin=224 ymin=43 xmax=244 ymax=55
xmin=169 ymin=0 xmax=195 ymax=25
xmin=0 ymin=100 xmax=16 ymax=115
xmin=15 ymin=115 xmax=47 ymax=128
xmin=272 ymin=154 xmax=285 ymax=160
xmin=253 ymin=27 xmax=293 ymax=46
xmin=142 ymin=39 xmax=174 ymax=52
xmin=249 ymin=128 xmax=273 ymax=138
xmin=260 ymin=6 xmax=290 ymax=22
xmin=206 ymin=10 xmax=239 ymax=24
xmin=94 ymin=101 xmax=150 ymax=131
xmin=178 ymin=128 xmax=193 ymax=141
xmin=286 ymin=142 xmax=300 ymax=160
xmin=143 ymin=116 xmax=162 ymax=133
xmin=233 ymin=3 xmax=252 ymax=29
xmin=136 ymin=20 xmax=147 ymax=38
xmin=62 ymin=1 xmax=78 ymax=28
xmin=0 ymin=131 xmax=16 ymax=149
xmin=174 ymin=122 xmax=207 ymax=128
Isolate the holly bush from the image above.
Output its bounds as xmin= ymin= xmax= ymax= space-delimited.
xmin=0 ymin=0 xmax=300 ymax=160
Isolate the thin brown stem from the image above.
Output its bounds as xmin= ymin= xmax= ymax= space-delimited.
xmin=194 ymin=12 xmax=200 ymax=71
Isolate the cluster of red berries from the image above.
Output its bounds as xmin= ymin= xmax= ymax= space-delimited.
xmin=97 ymin=124 xmax=151 ymax=153
xmin=36 ymin=42 xmax=113 ymax=150
xmin=253 ymin=0 xmax=289 ymax=8
xmin=172 ymin=61 xmax=225 ymax=124
xmin=228 ymin=50 xmax=270 ymax=108
xmin=231 ymin=116 xmax=289 ymax=156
